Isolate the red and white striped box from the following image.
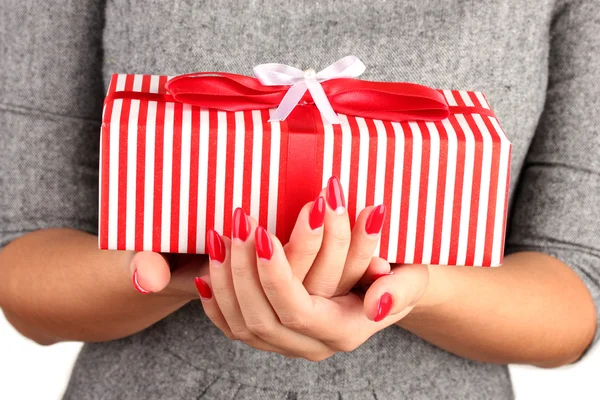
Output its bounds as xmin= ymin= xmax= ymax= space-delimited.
xmin=99 ymin=73 xmax=511 ymax=267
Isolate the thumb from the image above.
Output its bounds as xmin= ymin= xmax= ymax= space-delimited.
xmin=363 ymin=264 xmax=429 ymax=322
xmin=129 ymin=252 xmax=172 ymax=294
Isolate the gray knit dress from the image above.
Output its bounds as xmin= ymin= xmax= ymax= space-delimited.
xmin=1 ymin=1 xmax=599 ymax=399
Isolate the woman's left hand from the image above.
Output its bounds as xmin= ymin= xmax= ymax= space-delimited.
xmin=195 ymin=199 xmax=429 ymax=360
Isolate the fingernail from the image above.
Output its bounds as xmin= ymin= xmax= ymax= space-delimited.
xmin=132 ymin=269 xmax=151 ymax=294
xmin=372 ymin=272 xmax=394 ymax=281
xmin=194 ymin=277 xmax=213 ymax=300
xmin=206 ymin=229 xmax=226 ymax=264
xmin=374 ymin=292 xmax=393 ymax=322
xmin=232 ymin=207 xmax=250 ymax=242
xmin=255 ymin=226 xmax=273 ymax=261
xmin=365 ymin=204 xmax=386 ymax=235
xmin=309 ymin=196 xmax=326 ymax=231
xmin=326 ymin=176 xmax=346 ymax=215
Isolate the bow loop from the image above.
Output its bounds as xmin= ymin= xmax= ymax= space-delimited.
xmin=158 ymin=56 xmax=451 ymax=123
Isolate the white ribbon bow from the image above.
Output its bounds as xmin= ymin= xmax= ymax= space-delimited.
xmin=253 ymin=55 xmax=366 ymax=124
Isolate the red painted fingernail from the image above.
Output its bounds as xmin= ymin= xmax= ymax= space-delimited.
xmin=206 ymin=229 xmax=226 ymax=264
xmin=374 ymin=292 xmax=393 ymax=322
xmin=309 ymin=196 xmax=326 ymax=230
xmin=255 ymin=226 xmax=273 ymax=260
xmin=132 ymin=269 xmax=151 ymax=294
xmin=365 ymin=204 xmax=386 ymax=235
xmin=194 ymin=277 xmax=213 ymax=300
xmin=232 ymin=207 xmax=250 ymax=242
xmin=326 ymin=176 xmax=346 ymax=214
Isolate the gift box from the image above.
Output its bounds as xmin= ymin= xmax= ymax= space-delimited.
xmin=98 ymin=60 xmax=511 ymax=266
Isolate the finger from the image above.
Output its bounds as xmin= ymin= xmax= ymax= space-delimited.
xmin=207 ymin=225 xmax=286 ymax=353
xmin=356 ymin=257 xmax=393 ymax=288
xmin=336 ymin=204 xmax=387 ymax=295
xmin=168 ymin=255 xmax=210 ymax=298
xmin=303 ymin=176 xmax=351 ymax=297
xmin=193 ymin=275 xmax=235 ymax=339
xmin=283 ymin=196 xmax=325 ymax=281
xmin=363 ymin=264 xmax=430 ymax=322
xmin=129 ymin=252 xmax=171 ymax=294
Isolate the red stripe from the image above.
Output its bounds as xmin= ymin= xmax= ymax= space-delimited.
xmin=379 ymin=120 xmax=396 ymax=259
xmin=152 ymin=76 xmax=168 ymax=251
xmin=464 ymin=115 xmax=484 ymax=266
xmin=453 ymin=90 xmax=466 ymax=107
xmin=117 ymin=75 xmax=135 ymax=249
xmin=242 ymin=111 xmax=254 ymax=214
xmin=314 ymin=113 xmax=325 ymax=196
xmin=187 ymin=106 xmax=201 ymax=253
xmin=500 ymin=146 xmax=512 ymax=260
xmin=169 ymin=103 xmax=183 ymax=252
xmin=258 ymin=110 xmax=272 ymax=228
xmin=468 ymin=92 xmax=481 ymax=108
xmin=447 ymin=115 xmax=466 ymax=265
xmin=412 ymin=122 xmax=431 ymax=264
xmin=364 ymin=118 xmax=378 ymax=208
xmin=429 ymin=121 xmax=449 ymax=265
xmin=275 ymin=118 xmax=290 ymax=238
xmin=346 ymin=116 xmax=361 ymax=223
xmin=223 ymin=113 xmax=236 ymax=237
xmin=205 ymin=111 xmax=219 ymax=233
xmin=99 ymin=75 xmax=119 ymax=249
xmin=396 ymin=122 xmax=413 ymax=264
xmin=331 ymin=121 xmax=343 ymax=180
xmin=134 ymin=75 xmax=151 ymax=251
xmin=480 ymin=116 xmax=502 ymax=266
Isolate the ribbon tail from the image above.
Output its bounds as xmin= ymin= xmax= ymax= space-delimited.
xmin=306 ymin=81 xmax=341 ymax=124
xmin=269 ymin=83 xmax=308 ymax=122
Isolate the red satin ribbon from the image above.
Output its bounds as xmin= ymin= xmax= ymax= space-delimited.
xmin=105 ymin=72 xmax=458 ymax=122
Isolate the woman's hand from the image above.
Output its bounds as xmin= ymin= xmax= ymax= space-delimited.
xmin=195 ymin=177 xmax=430 ymax=360
xmin=128 ymin=252 xmax=208 ymax=300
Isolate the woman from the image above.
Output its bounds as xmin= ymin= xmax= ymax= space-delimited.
xmin=0 ymin=1 xmax=598 ymax=399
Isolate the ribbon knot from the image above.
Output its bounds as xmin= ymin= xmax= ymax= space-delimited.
xmin=253 ymin=55 xmax=367 ymax=124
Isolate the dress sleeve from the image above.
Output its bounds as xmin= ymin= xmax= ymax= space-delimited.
xmin=0 ymin=0 xmax=105 ymax=249
xmin=504 ymin=0 xmax=600 ymax=353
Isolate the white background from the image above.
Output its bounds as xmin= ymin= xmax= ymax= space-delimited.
xmin=1 ymin=314 xmax=598 ymax=399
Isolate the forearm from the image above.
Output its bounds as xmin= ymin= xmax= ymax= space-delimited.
xmin=399 ymin=252 xmax=597 ymax=367
xmin=0 ymin=229 xmax=192 ymax=344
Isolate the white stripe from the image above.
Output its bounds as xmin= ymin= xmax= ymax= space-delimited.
xmin=455 ymin=114 xmax=475 ymax=265
xmin=214 ymin=111 xmax=228 ymax=234
xmin=386 ymin=122 xmax=404 ymax=263
xmin=250 ymin=110 xmax=263 ymax=220
xmin=438 ymin=119 xmax=457 ymax=265
xmin=404 ymin=122 xmax=423 ymax=264
xmin=421 ymin=122 xmax=440 ymax=264
xmin=125 ymin=97 xmax=139 ymax=250
xmin=267 ymin=110 xmax=281 ymax=233
xmin=178 ymin=104 xmax=192 ymax=253
xmin=321 ymin=115 xmax=334 ymax=187
xmin=373 ymin=119 xmax=387 ymax=256
xmin=160 ymin=103 xmax=175 ymax=252
xmin=490 ymin=117 xmax=510 ymax=143
xmin=459 ymin=90 xmax=474 ymax=106
xmin=339 ymin=114 xmax=352 ymax=195
xmin=475 ymin=92 xmax=490 ymax=109
xmin=355 ymin=117 xmax=370 ymax=220
xmin=232 ymin=112 xmax=245 ymax=212
xmin=472 ymin=115 xmax=493 ymax=266
xmin=490 ymin=117 xmax=511 ymax=266
xmin=132 ymin=74 xmax=143 ymax=92
xmin=196 ymin=109 xmax=210 ymax=252
xmin=107 ymin=75 xmax=126 ymax=249
xmin=149 ymin=75 xmax=160 ymax=94
xmin=143 ymin=101 xmax=157 ymax=250
xmin=443 ymin=90 xmax=458 ymax=106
